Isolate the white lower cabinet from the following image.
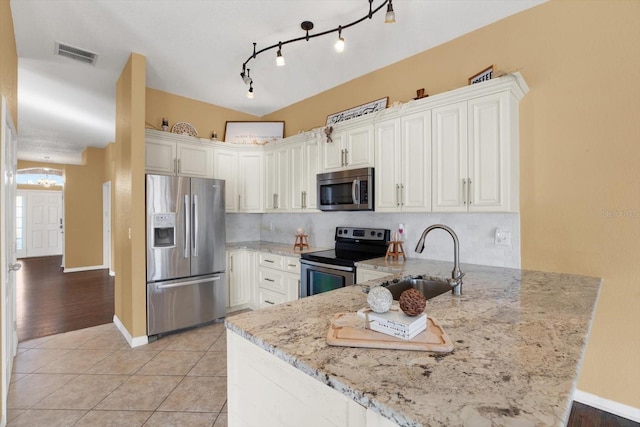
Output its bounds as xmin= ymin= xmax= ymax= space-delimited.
xmin=228 ymin=330 xmax=399 ymax=427
xmin=226 ymin=250 xmax=255 ymax=311
xmin=257 ymin=253 xmax=299 ymax=308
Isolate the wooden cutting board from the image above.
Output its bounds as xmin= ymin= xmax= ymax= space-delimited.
xmin=326 ymin=312 xmax=454 ymax=353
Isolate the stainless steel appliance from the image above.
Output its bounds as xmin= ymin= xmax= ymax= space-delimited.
xmin=146 ymin=174 xmax=226 ymax=336
xmin=300 ymin=226 xmax=390 ymax=297
xmin=317 ymin=167 xmax=374 ymax=211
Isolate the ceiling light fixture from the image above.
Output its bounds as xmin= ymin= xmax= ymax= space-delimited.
xmin=334 ymin=26 xmax=345 ymax=53
xmin=37 ymin=156 xmax=56 ymax=188
xmin=239 ymin=0 xmax=395 ymax=96
xmin=385 ymin=0 xmax=396 ymax=24
xmin=247 ymin=81 xmax=254 ymax=99
xmin=276 ymin=42 xmax=285 ymax=66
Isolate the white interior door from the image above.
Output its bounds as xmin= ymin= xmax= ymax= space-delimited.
xmin=25 ymin=190 xmax=63 ymax=257
xmin=102 ymin=181 xmax=112 ymax=273
xmin=1 ymin=96 xmax=19 ymax=426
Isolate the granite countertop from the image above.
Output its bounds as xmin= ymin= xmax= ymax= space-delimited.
xmin=226 ymin=240 xmax=326 ymax=257
xmin=225 ymin=260 xmax=601 ymax=426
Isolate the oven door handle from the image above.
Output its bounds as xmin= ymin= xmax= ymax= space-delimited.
xmin=301 ymin=260 xmax=354 ymax=272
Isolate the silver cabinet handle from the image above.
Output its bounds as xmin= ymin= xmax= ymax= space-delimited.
xmin=265 ymin=300 xmax=275 ymax=305
xmin=400 ymin=184 xmax=404 ymax=207
xmin=174 ymin=158 xmax=177 ymax=174
xmin=238 ymin=194 xmax=241 ymax=210
xmin=9 ymin=263 xmax=22 ymax=272
xmin=288 ymin=264 xmax=297 ymax=268
xmin=396 ymin=184 xmax=400 ymax=207
xmin=192 ymin=194 xmax=199 ymax=257
xmin=468 ymin=178 xmax=472 ymax=205
xmin=264 ymin=259 xmax=275 ymax=263
xmin=229 ymin=255 xmax=233 ymax=273
xmin=177 ymin=158 xmax=181 ymax=174
xmin=264 ymin=278 xmax=275 ymax=282
xmin=344 ymin=149 xmax=349 ymax=166
xmin=184 ymin=195 xmax=190 ymax=258
xmin=462 ymin=179 xmax=467 ymax=206
xmin=302 ymin=191 xmax=306 ymax=209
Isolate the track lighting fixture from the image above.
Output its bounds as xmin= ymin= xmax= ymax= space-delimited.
xmin=246 ymin=81 xmax=254 ymax=99
xmin=334 ymin=26 xmax=345 ymax=53
xmin=239 ymin=0 xmax=395 ymax=97
xmin=385 ymin=0 xmax=396 ymax=24
xmin=276 ymin=42 xmax=285 ymax=66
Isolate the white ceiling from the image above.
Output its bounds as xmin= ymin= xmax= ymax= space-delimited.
xmin=10 ymin=0 xmax=545 ymax=165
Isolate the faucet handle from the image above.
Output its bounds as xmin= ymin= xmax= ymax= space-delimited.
xmin=448 ymin=272 xmax=465 ymax=285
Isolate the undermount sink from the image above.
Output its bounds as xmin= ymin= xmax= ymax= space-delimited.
xmin=382 ymin=277 xmax=454 ymax=301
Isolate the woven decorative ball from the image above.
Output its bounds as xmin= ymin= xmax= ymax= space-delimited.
xmin=399 ymin=288 xmax=426 ymax=316
xmin=367 ymin=286 xmax=393 ymax=313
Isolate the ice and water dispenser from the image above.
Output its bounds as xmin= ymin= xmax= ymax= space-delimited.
xmin=152 ymin=213 xmax=176 ymax=248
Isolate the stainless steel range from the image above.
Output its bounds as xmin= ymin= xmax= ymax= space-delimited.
xmin=300 ymin=227 xmax=390 ymax=298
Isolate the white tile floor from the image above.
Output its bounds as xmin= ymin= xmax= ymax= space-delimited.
xmin=8 ymin=321 xmax=228 ymax=426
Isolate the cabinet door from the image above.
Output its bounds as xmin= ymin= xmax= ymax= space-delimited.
xmin=284 ymin=272 xmax=300 ymax=302
xmin=468 ymin=92 xmax=511 ymax=211
xmin=265 ymin=147 xmax=289 ymax=211
xmin=213 ymin=148 xmax=239 ymax=212
xmin=401 ymin=111 xmax=431 ymax=212
xmin=303 ymin=139 xmax=320 ymax=210
xmin=289 ymin=142 xmax=305 ymax=210
xmin=228 ymin=250 xmax=250 ymax=308
xmin=145 ymin=139 xmax=176 ymax=175
xmin=432 ymin=102 xmax=468 ymax=212
xmin=177 ymin=142 xmax=213 ymax=178
xmin=322 ymin=131 xmax=345 ymax=172
xmin=374 ymin=119 xmax=402 ymax=212
xmin=345 ymin=125 xmax=374 ymax=169
xmin=238 ymin=151 xmax=264 ymax=213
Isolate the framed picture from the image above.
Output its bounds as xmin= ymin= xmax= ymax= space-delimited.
xmin=223 ymin=121 xmax=285 ymax=145
xmin=326 ymin=97 xmax=388 ymax=126
xmin=468 ymin=65 xmax=494 ymax=85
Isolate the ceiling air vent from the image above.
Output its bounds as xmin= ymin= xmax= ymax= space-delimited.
xmin=54 ymin=42 xmax=98 ymax=65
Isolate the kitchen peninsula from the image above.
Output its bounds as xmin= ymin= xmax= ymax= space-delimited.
xmin=225 ymin=259 xmax=601 ymax=426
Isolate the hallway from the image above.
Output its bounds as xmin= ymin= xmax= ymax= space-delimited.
xmin=16 ymin=256 xmax=114 ymax=342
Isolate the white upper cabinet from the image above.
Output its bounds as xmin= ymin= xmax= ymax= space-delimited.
xmin=432 ymin=90 xmax=520 ymax=212
xmin=289 ymin=133 xmax=320 ymax=211
xmin=322 ymin=120 xmax=374 ymax=172
xmin=213 ymin=145 xmax=264 ymax=213
xmin=145 ymin=129 xmax=213 ymax=178
xmin=264 ymin=146 xmax=290 ymax=212
xmin=375 ymin=110 xmax=431 ymax=212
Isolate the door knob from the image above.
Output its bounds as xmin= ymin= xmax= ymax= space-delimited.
xmin=9 ymin=263 xmax=22 ymax=272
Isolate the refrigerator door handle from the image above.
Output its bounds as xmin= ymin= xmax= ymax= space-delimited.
xmin=184 ymin=194 xmax=190 ymax=259
xmin=193 ymin=194 xmax=199 ymax=257
xmin=156 ymin=275 xmax=221 ymax=290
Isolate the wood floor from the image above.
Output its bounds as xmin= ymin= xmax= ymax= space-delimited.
xmin=14 ymin=256 xmax=637 ymax=426
xmin=16 ymin=255 xmax=114 ymax=342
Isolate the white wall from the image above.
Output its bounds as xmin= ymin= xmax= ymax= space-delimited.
xmin=226 ymin=212 xmax=520 ymax=268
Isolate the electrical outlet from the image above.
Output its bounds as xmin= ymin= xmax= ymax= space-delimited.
xmin=494 ymin=227 xmax=511 ymax=246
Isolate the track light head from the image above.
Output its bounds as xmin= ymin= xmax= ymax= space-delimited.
xmin=276 ymin=42 xmax=285 ymax=66
xmin=247 ymin=81 xmax=254 ymax=99
xmin=385 ymin=0 xmax=396 ymax=23
xmin=334 ymin=27 xmax=345 ymax=53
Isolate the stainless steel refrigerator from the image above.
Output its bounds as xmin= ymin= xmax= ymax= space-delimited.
xmin=146 ymin=174 xmax=226 ymax=336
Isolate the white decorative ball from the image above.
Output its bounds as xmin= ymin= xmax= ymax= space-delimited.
xmin=296 ymin=227 xmax=305 ymax=236
xmin=367 ymin=286 xmax=393 ymax=313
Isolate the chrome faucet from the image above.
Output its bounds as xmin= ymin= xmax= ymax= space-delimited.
xmin=415 ymin=224 xmax=464 ymax=295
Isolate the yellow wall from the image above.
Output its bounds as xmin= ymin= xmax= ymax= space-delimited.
xmin=18 ymin=151 xmax=107 ymax=269
xmin=0 ymin=0 xmax=18 ymax=122
xmin=145 ymin=88 xmax=258 ymax=139
xmin=264 ymin=1 xmax=640 ymax=408
xmin=115 ymin=53 xmax=147 ymax=339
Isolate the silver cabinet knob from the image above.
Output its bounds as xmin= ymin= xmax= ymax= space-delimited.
xmin=9 ymin=263 xmax=22 ymax=272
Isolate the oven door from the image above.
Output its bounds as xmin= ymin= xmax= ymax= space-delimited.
xmin=300 ymin=260 xmax=355 ymax=298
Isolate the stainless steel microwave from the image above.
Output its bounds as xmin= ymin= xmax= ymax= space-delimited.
xmin=317 ymin=167 xmax=374 ymax=211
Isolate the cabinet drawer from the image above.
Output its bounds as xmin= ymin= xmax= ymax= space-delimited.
xmin=258 ymin=287 xmax=287 ymax=308
xmin=259 ymin=253 xmax=283 ymax=269
xmin=283 ymin=256 xmax=300 ymax=273
xmin=259 ymin=266 xmax=286 ymax=293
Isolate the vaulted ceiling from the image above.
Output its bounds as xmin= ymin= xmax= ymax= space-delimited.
xmin=10 ymin=0 xmax=545 ymax=164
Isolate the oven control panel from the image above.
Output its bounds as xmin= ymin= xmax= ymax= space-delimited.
xmin=335 ymin=227 xmax=390 ymax=242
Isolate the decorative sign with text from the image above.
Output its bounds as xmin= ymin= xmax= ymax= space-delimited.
xmin=326 ymin=97 xmax=388 ymax=126
xmin=223 ymin=121 xmax=284 ymax=145
xmin=469 ymin=66 xmax=494 ymax=85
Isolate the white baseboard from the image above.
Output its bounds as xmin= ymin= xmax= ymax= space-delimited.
xmin=573 ymin=389 xmax=640 ymax=422
xmin=63 ymin=265 xmax=107 ymax=273
xmin=113 ymin=314 xmax=148 ymax=348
